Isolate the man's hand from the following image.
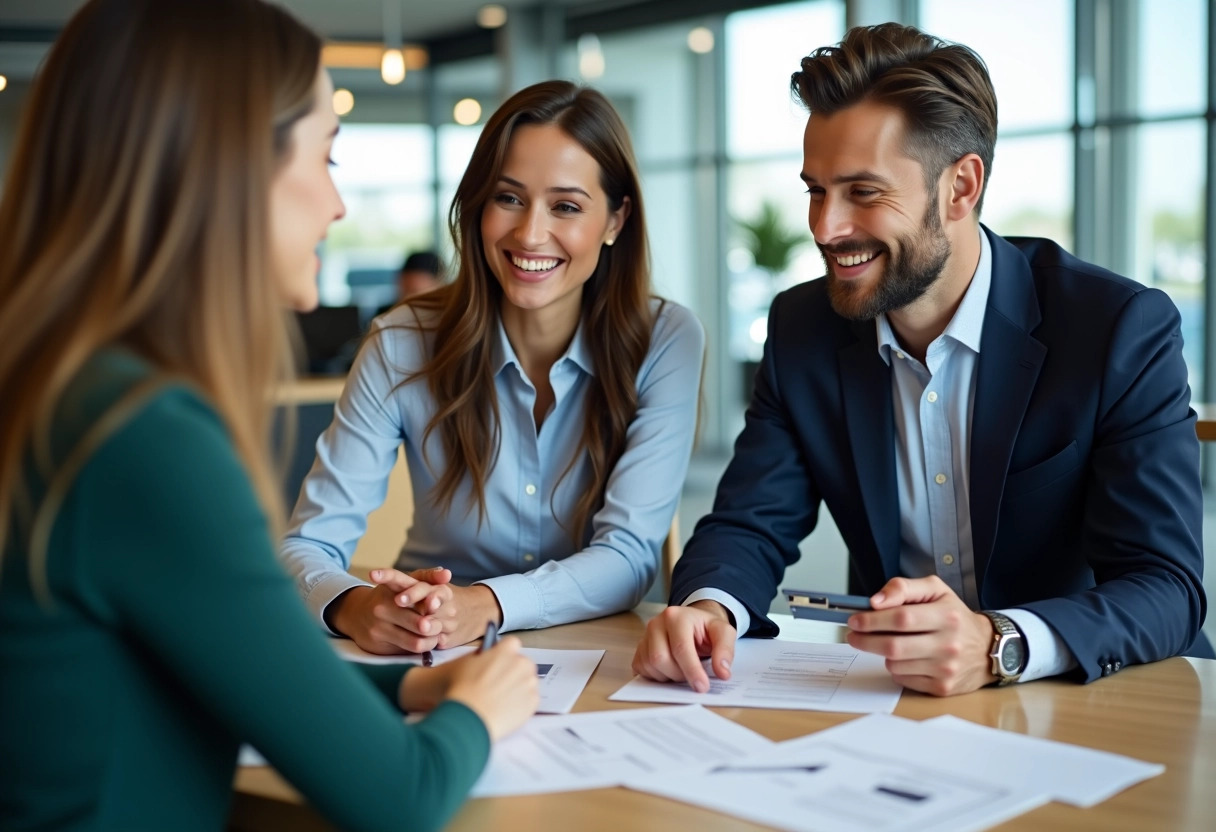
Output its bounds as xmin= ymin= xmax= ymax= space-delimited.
xmin=324 ymin=567 xmax=453 ymax=654
xmin=371 ymin=568 xmax=503 ymax=649
xmin=845 ymin=575 xmax=997 ymax=696
xmin=631 ymin=601 xmax=737 ymax=693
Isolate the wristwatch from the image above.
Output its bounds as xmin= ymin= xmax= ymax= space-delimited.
xmin=981 ymin=611 xmax=1026 ymax=685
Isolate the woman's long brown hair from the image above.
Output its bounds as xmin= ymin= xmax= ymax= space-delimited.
xmin=403 ymin=81 xmax=657 ymax=542
xmin=0 ymin=0 xmax=321 ymax=595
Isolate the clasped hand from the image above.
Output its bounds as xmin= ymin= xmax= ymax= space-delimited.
xmin=328 ymin=566 xmax=503 ymax=654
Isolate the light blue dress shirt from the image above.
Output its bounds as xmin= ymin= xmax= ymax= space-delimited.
xmin=691 ymin=231 xmax=1075 ymax=682
xmin=280 ymin=298 xmax=705 ymax=633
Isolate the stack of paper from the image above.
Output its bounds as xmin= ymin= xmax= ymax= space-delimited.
xmin=472 ymin=705 xmax=775 ymax=797
xmin=623 ymin=713 xmax=1164 ymax=832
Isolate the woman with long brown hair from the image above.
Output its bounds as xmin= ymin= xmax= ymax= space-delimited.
xmin=280 ymin=81 xmax=704 ymax=653
xmin=0 ymin=2 xmax=537 ymax=829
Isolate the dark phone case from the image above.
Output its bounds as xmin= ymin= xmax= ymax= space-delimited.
xmin=783 ymin=588 xmax=872 ymax=624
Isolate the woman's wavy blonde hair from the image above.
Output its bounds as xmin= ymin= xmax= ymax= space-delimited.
xmin=0 ymin=0 xmax=321 ymax=596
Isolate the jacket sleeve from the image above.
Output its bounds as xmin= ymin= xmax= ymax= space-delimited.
xmin=1016 ymin=287 xmax=1207 ymax=682
xmin=671 ymin=291 xmax=823 ymax=636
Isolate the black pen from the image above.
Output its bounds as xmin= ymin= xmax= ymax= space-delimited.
xmin=478 ymin=620 xmax=500 ymax=653
xmin=421 ymin=651 xmax=434 ymax=667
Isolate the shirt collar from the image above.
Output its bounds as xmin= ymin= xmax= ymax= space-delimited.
xmin=876 ymin=227 xmax=992 ymax=364
xmin=490 ymin=314 xmax=596 ymax=378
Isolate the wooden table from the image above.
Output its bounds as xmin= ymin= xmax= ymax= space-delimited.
xmin=229 ymin=606 xmax=1216 ymax=832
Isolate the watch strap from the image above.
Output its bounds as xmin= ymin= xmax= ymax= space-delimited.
xmin=981 ymin=610 xmax=1025 ymax=685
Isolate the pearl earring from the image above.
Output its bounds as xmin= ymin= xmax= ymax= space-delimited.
xmin=605 ymin=238 xmax=615 ymax=246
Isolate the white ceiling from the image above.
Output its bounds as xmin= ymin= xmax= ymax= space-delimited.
xmin=0 ymin=0 xmax=604 ymax=41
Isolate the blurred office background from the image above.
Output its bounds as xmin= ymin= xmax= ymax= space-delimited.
xmin=1 ymin=0 xmax=1213 ymax=633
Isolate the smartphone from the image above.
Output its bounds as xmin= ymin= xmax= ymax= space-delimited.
xmin=783 ymin=588 xmax=872 ymax=624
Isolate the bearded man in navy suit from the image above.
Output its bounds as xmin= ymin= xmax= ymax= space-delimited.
xmin=633 ymin=22 xmax=1210 ymax=696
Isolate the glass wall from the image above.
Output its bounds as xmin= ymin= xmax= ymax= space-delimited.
xmin=324 ymin=125 xmax=435 ymax=311
xmin=1126 ymin=0 xmax=1208 ymax=393
xmin=724 ymin=2 xmax=845 ymax=367
xmin=291 ymin=0 xmax=1213 ymax=446
xmin=919 ymin=0 xmax=1075 ymax=246
xmin=559 ymin=20 xmax=705 ymax=310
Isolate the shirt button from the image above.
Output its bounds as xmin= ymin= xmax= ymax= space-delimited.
xmin=934 ymin=473 xmax=947 ymax=485
xmin=523 ymin=553 xmax=535 ymax=562
xmin=895 ymin=351 xmax=905 ymax=360
xmin=927 ymin=391 xmax=938 ymax=403
xmin=525 ymin=484 xmax=537 ymax=496
xmin=941 ymin=553 xmax=954 ymax=565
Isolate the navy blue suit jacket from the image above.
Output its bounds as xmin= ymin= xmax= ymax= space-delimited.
xmin=674 ymin=228 xmax=1211 ymax=683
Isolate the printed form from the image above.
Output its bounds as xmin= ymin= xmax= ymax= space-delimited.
xmin=472 ymin=704 xmax=774 ymax=797
xmin=610 ymin=639 xmax=902 ymax=713
xmin=628 ymin=735 xmax=1046 ymax=832
xmin=331 ymin=640 xmax=604 ymax=714
xmin=626 ymin=713 xmax=1163 ymax=832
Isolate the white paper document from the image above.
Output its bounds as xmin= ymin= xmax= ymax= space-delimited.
xmin=922 ymin=715 xmax=1165 ymax=807
xmin=332 ymin=640 xmax=605 ymax=714
xmin=628 ymin=712 xmax=1164 ymax=832
xmin=609 ymin=639 xmax=902 ymax=714
xmin=627 ymin=726 xmax=1047 ymax=832
xmin=471 ymin=704 xmax=775 ymax=797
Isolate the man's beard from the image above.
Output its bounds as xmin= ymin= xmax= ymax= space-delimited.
xmin=823 ymin=200 xmax=951 ymax=321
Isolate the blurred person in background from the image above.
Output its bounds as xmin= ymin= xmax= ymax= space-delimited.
xmin=377 ymin=250 xmax=445 ymax=317
xmin=397 ymin=250 xmax=444 ymax=299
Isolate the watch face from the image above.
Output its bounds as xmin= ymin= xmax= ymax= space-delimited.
xmin=1000 ymin=638 xmax=1026 ymax=674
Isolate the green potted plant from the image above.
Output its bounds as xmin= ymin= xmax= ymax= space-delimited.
xmin=736 ymin=200 xmax=808 ymax=279
xmin=734 ymin=201 xmax=809 ymax=400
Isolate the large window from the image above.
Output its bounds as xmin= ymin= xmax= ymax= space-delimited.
xmin=920 ymin=0 xmax=1074 ymax=132
xmin=294 ymin=0 xmax=1211 ymax=447
xmin=724 ymin=1 xmax=845 ymax=365
xmin=920 ymin=0 xmax=1075 ymax=249
xmin=924 ymin=0 xmax=1211 ymax=399
xmin=323 ymin=125 xmax=435 ymax=309
xmin=558 ymin=20 xmax=708 ymax=311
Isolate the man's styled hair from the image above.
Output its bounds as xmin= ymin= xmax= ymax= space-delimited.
xmin=791 ymin=23 xmax=998 ymax=215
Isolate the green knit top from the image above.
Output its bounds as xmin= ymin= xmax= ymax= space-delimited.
xmin=0 ymin=350 xmax=489 ymax=831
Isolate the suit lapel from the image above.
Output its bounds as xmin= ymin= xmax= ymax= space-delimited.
xmin=970 ymin=229 xmax=1046 ymax=597
xmin=838 ymin=322 xmax=901 ymax=586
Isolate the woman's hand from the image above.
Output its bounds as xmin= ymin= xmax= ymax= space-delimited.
xmin=325 ymin=567 xmax=453 ymax=654
xmin=370 ymin=568 xmax=504 ymax=648
xmin=444 ymin=637 xmax=539 ymax=741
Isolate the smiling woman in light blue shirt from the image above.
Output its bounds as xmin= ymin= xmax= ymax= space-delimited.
xmin=279 ymin=81 xmax=704 ymax=654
